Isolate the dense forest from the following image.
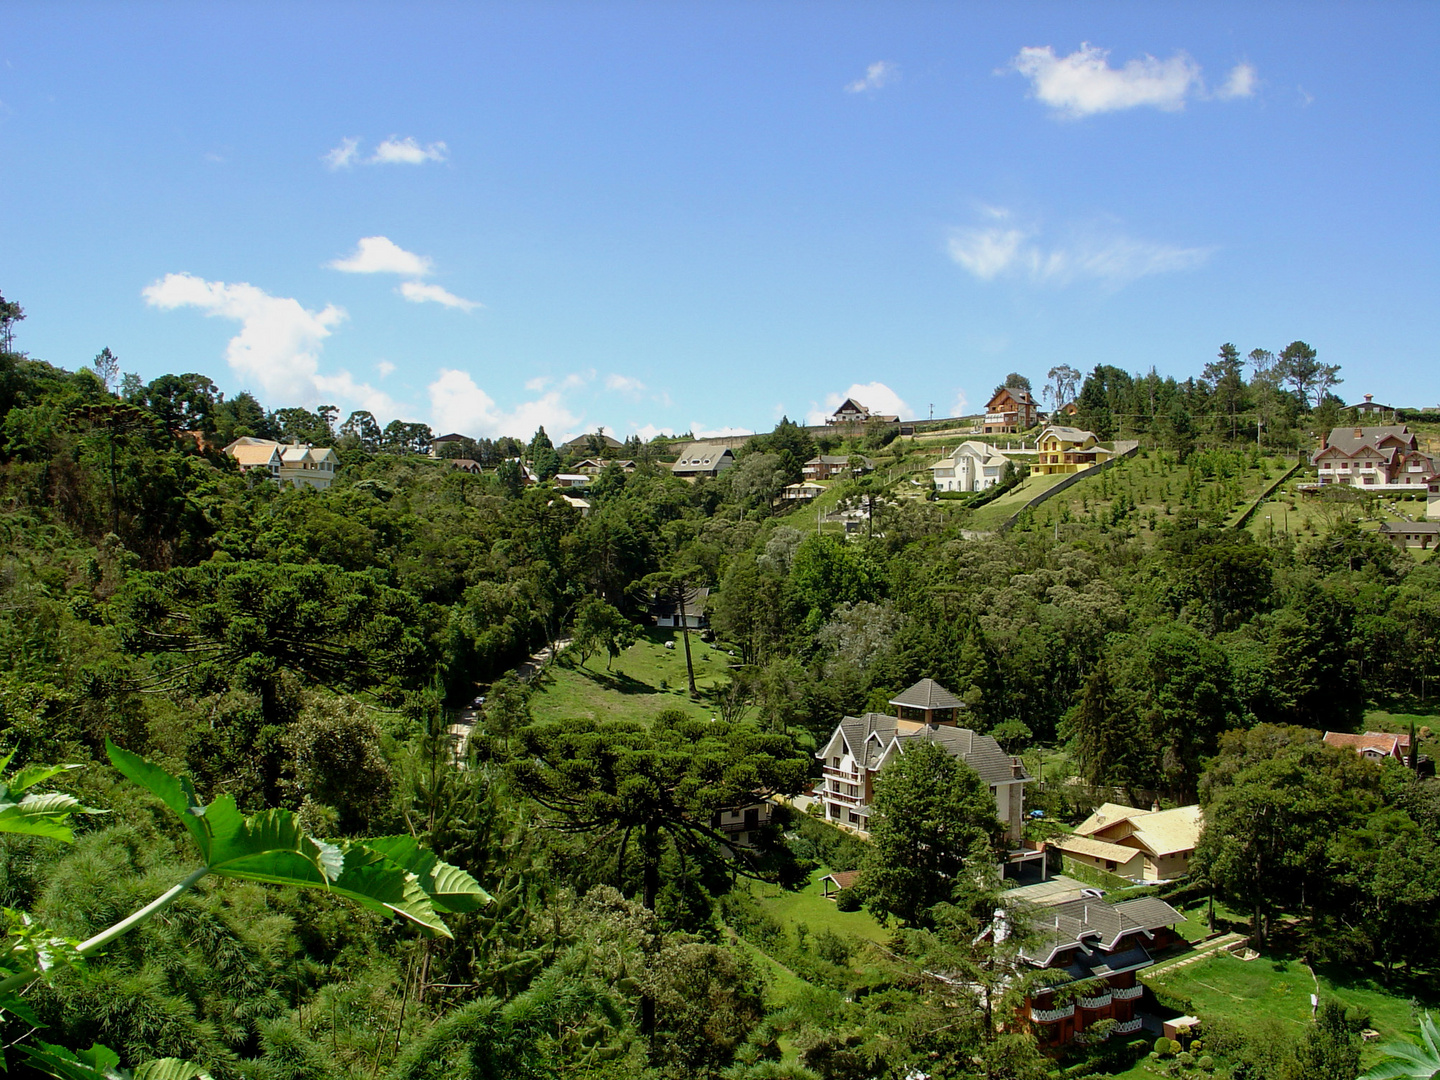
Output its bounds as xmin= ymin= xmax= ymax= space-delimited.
xmin=2 ymin=293 xmax=1437 ymax=1080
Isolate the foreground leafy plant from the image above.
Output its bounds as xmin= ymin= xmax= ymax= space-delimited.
xmin=1359 ymin=1012 xmax=1440 ymax=1079
xmin=0 ymin=741 xmax=492 ymax=1077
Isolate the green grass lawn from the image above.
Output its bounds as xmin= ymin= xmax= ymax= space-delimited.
xmin=1145 ymin=946 xmax=1438 ymax=1061
xmin=528 ymin=630 xmax=735 ymax=725
xmin=965 ymin=473 xmax=1072 ymax=531
xmin=1365 ymin=703 xmax=1440 ymax=760
xmin=749 ymin=866 xmax=893 ymax=947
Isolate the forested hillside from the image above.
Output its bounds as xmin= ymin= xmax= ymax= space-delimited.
xmin=2 ymin=305 xmax=1438 ymax=1080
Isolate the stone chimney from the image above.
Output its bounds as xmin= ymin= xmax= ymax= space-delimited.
xmin=1365 ymin=394 xmax=1374 ymax=403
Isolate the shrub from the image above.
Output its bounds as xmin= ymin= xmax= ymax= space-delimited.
xmin=834 ymin=888 xmax=861 ymax=912
xmin=1198 ymin=1055 xmax=1215 ymax=1071
xmin=1155 ymin=1037 xmax=1174 ymax=1057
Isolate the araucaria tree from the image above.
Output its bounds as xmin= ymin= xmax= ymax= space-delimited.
xmin=860 ymin=740 xmax=1003 ymax=927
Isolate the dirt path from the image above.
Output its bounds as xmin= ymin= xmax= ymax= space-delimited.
xmin=447 ymin=638 xmax=572 ymax=764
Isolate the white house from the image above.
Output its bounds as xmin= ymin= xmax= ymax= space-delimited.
xmin=931 ymin=442 xmax=1012 ymax=493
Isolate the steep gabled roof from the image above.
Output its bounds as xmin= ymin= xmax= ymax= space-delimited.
xmin=832 ymin=398 xmax=870 ymax=416
xmin=670 ymin=442 xmax=735 ymax=473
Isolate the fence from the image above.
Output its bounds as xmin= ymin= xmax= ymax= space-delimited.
xmin=997 ymin=441 xmax=1142 ymax=532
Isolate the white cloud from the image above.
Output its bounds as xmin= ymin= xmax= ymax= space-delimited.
xmin=846 ymin=60 xmax=898 ymax=94
xmin=1216 ymin=62 xmax=1257 ymax=100
xmin=371 ymin=136 xmax=448 ymax=165
xmin=525 ymin=376 xmax=552 ymax=392
xmin=427 ymin=368 xmax=581 ymax=439
xmin=631 ymin=423 xmax=675 ymax=443
xmin=692 ymin=424 xmax=754 ymax=439
xmin=948 ymin=228 xmax=1029 ymax=280
xmin=606 ymin=373 xmax=647 ymax=395
xmin=805 ymin=382 xmax=912 ymax=426
xmin=143 ymin=272 xmax=345 ymax=404
xmin=947 ymin=210 xmax=1212 ymax=287
xmin=324 ymin=136 xmax=361 ymax=169
xmin=1011 ymin=42 xmax=1202 ymax=117
xmin=951 ymin=390 xmax=970 ymax=417
xmin=399 ymin=281 xmax=481 ymax=311
xmin=560 ymin=370 xmax=595 ymax=391
xmin=142 ymin=272 xmax=405 ymax=419
xmin=376 ymin=360 xmax=396 ymax=378
xmin=329 ymin=236 xmax=434 ymax=276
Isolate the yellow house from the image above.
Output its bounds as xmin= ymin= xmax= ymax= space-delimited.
xmin=1053 ymin=802 xmax=1202 ymax=882
xmin=1034 ymin=426 xmax=1112 ymax=476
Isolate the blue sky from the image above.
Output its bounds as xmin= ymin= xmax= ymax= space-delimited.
xmin=3 ymin=2 xmax=1437 ymax=442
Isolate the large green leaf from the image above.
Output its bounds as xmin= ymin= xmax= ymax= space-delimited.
xmin=105 ymin=742 xmax=209 ymax=856
xmin=365 ymin=834 xmax=493 ymax=913
xmin=18 ymin=1041 xmax=212 ymax=1080
xmin=102 ymin=740 xmax=464 ymax=937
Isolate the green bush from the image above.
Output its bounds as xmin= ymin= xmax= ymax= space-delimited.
xmin=1155 ymin=1037 xmax=1173 ymax=1057
xmin=1198 ymin=1055 xmax=1215 ymax=1071
xmin=834 ymin=888 xmax=862 ymax=912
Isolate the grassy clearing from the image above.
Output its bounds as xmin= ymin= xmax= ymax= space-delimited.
xmin=964 ymin=473 xmax=1072 ymax=531
xmin=1145 ymin=945 xmax=1438 ymax=1052
xmin=750 ymin=866 xmax=893 ymax=946
xmin=529 ymin=630 xmax=735 ymax=725
xmin=1366 ymin=703 xmax=1440 ymax=759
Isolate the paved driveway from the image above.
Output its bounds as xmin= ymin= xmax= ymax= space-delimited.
xmin=1004 ymin=875 xmax=1090 ymax=907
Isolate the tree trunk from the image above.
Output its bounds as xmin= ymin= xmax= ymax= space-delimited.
xmin=677 ymin=588 xmax=697 ymax=698
xmin=641 ymin=822 xmax=659 ymax=1038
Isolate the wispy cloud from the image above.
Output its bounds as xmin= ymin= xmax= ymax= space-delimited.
xmin=376 ymin=360 xmax=396 ymax=378
xmin=1216 ymin=62 xmax=1257 ymax=100
xmin=427 ymin=368 xmax=581 ymax=440
xmin=846 ymin=60 xmax=898 ymax=94
xmin=141 ymin=272 xmax=401 ymax=418
xmin=947 ymin=209 xmax=1212 ymax=286
xmin=692 ymin=424 xmax=754 ymax=439
xmin=605 ymin=373 xmax=647 ymax=394
xmin=371 ymin=136 xmax=448 ymax=165
xmin=323 ymin=136 xmax=449 ymax=168
xmin=399 ymin=281 xmax=481 ymax=312
xmin=1011 ymin=42 xmax=1222 ymax=117
xmin=324 ymin=136 xmax=361 ymax=169
xmin=950 ymin=390 xmax=970 ymax=417
xmin=805 ymin=382 xmax=911 ymax=426
xmin=329 ymin=236 xmax=433 ymax=276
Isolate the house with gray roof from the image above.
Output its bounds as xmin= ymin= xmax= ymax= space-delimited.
xmin=669 ymin=442 xmax=736 ymax=479
xmin=815 ymin=678 xmax=1033 ymax=855
xmin=803 ymin=455 xmax=875 ymax=481
xmin=1013 ymin=896 xmax=1184 ymax=1047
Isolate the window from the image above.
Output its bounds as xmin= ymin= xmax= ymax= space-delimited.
xmin=1105 ymin=860 xmax=1117 ymax=870
xmin=848 ymin=811 xmax=860 ymax=824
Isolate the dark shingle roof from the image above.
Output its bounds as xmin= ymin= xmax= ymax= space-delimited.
xmin=889 ymin=678 xmax=965 ymax=712
xmin=1021 ymin=896 xmax=1183 ymax=967
xmin=826 ymin=710 xmax=1025 ymax=787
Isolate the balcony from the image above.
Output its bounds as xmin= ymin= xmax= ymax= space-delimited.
xmin=985 ymin=413 xmax=1014 ymax=425
xmin=823 ymin=766 xmax=861 ymax=782
xmin=1029 ymin=1004 xmax=1075 ymax=1023
xmin=1112 ymin=985 xmax=1143 ymax=1001
xmin=824 ymin=790 xmax=864 ymax=807
xmin=1114 ymin=1017 xmax=1144 ymax=1035
xmin=1077 ymin=993 xmax=1112 ymax=1009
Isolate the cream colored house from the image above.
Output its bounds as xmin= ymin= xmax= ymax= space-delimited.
xmin=1053 ymin=802 xmax=1201 ymax=882
xmin=225 ymin=437 xmax=339 ymax=491
xmin=931 ymin=442 xmax=1012 ymax=493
